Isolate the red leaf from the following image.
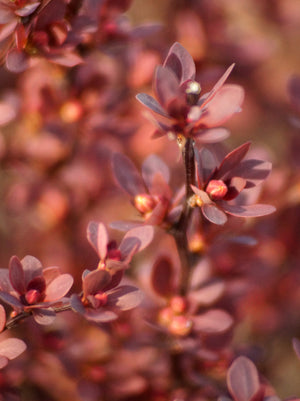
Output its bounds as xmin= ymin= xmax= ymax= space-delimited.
xmin=107 ymin=285 xmax=143 ymax=310
xmin=163 ymin=42 xmax=196 ymax=84
xmin=202 ymin=203 xmax=228 ymax=225
xmin=0 ymin=305 xmax=6 ymax=333
xmin=154 ymin=66 xmax=180 ymax=108
xmin=136 ymin=93 xmax=169 ymax=118
xmin=9 ymin=256 xmax=25 ymax=295
xmin=194 ymin=128 xmax=230 ymax=144
xmin=214 ymin=142 xmax=251 ymax=180
xmin=119 ymin=225 xmax=154 ymax=261
xmin=151 ymin=257 xmax=176 ymax=297
xmin=87 ymin=221 xmax=108 ymax=260
xmin=112 ymin=153 xmax=146 ymax=197
xmin=83 ymin=269 xmax=111 ymax=297
xmin=227 ymin=356 xmax=262 ymax=401
xmin=32 ymin=308 xmax=56 ymax=325
xmin=221 ymin=203 xmax=276 ymax=217
xmin=15 ymin=2 xmax=40 ymax=17
xmin=6 ymin=48 xmax=28 ymax=73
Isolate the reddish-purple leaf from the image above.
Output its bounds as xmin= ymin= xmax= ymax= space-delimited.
xmin=288 ymin=75 xmax=300 ymax=111
xmin=199 ymin=64 xmax=235 ymax=108
xmin=293 ymin=338 xmax=300 ymax=360
xmin=227 ymin=356 xmax=261 ymax=401
xmin=202 ymin=203 xmax=228 ymax=225
xmin=136 ymin=93 xmax=170 ymax=117
xmin=110 ymin=220 xmax=143 ymax=231
xmin=35 ymin=0 xmax=66 ymax=29
xmin=224 ymin=177 xmax=247 ymax=201
xmin=27 ymin=276 xmax=46 ymax=294
xmin=47 ymin=51 xmax=83 ymax=67
xmin=230 ymin=159 xmax=272 ymax=188
xmin=32 ymin=308 xmax=56 ymax=325
xmin=21 ymin=255 xmax=43 ymax=285
xmin=151 ymin=257 xmax=176 ymax=297
xmin=0 ymin=338 xmax=26 ymax=360
xmin=42 ymin=266 xmax=61 ymax=285
xmin=221 ymin=203 xmax=276 ymax=217
xmin=87 ymin=221 xmax=108 ymax=260
xmin=6 ymin=49 xmax=28 ymax=73
xmin=45 ymin=274 xmax=73 ymax=301
xmin=163 ymin=42 xmax=196 ymax=84
xmin=83 ymin=269 xmax=111 ymax=297
xmin=112 ymin=153 xmax=146 ymax=197
xmin=189 ymin=280 xmax=225 ymax=306
xmin=15 ymin=2 xmax=40 ymax=17
xmin=191 ymin=185 xmax=211 ymax=203
xmin=144 ymin=197 xmax=169 ymax=226
xmin=107 ymin=285 xmax=143 ymax=310
xmin=119 ymin=225 xmax=154 ymax=260
xmin=9 ymin=256 xmax=25 ymax=295
xmin=199 ymin=85 xmax=244 ymax=127
xmin=0 ymin=291 xmax=23 ymax=309
xmin=84 ymin=309 xmax=118 ymax=322
xmin=70 ymin=294 xmax=86 ymax=314
xmin=0 ymin=305 xmax=6 ymax=333
xmin=154 ymin=66 xmax=180 ymax=108
xmin=142 ymin=155 xmax=170 ymax=188
xmin=103 ymin=269 xmax=124 ymax=292
xmin=214 ymin=142 xmax=251 ymax=180
xmin=0 ymin=19 xmax=18 ymax=41
xmin=193 ymin=309 xmax=233 ymax=333
xmin=194 ymin=147 xmax=218 ymax=186
xmin=0 ymin=4 xmax=14 ymax=24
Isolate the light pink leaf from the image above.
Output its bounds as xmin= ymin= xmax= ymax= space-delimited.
xmin=47 ymin=51 xmax=83 ymax=67
xmin=189 ymin=280 xmax=225 ymax=306
xmin=6 ymin=49 xmax=28 ymax=73
xmin=107 ymin=285 xmax=143 ymax=310
xmin=44 ymin=274 xmax=73 ymax=301
xmin=83 ymin=269 xmax=111 ymax=297
xmin=142 ymin=154 xmax=170 ymax=187
xmin=0 ymin=338 xmax=27 ymax=360
xmin=154 ymin=66 xmax=180 ymax=107
xmin=9 ymin=256 xmax=25 ymax=295
xmin=193 ymin=309 xmax=233 ymax=333
xmin=202 ymin=203 xmax=228 ymax=225
xmin=163 ymin=42 xmax=196 ymax=84
xmin=0 ymin=102 xmax=16 ymax=126
xmin=32 ymin=308 xmax=56 ymax=325
xmin=119 ymin=225 xmax=154 ymax=260
xmin=221 ymin=203 xmax=276 ymax=217
xmin=136 ymin=93 xmax=170 ymax=117
xmin=87 ymin=221 xmax=108 ymax=260
xmin=215 ymin=142 xmax=251 ymax=180
xmin=15 ymin=2 xmax=40 ymax=16
xmin=194 ymin=128 xmax=230 ymax=143
xmin=227 ymin=356 xmax=261 ymax=401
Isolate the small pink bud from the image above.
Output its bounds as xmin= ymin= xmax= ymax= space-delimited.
xmin=206 ymin=180 xmax=228 ymax=200
xmin=170 ymin=296 xmax=187 ymax=314
xmin=134 ymin=194 xmax=156 ymax=214
xmin=158 ymin=307 xmax=174 ymax=327
xmin=94 ymin=292 xmax=108 ymax=308
xmin=25 ymin=289 xmax=42 ymax=305
xmin=169 ymin=315 xmax=193 ymax=337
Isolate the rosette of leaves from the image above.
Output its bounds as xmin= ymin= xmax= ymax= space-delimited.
xmin=136 ymin=42 xmax=244 ymax=142
xmin=190 ymin=142 xmax=276 ymax=225
xmin=112 ymin=153 xmax=183 ymax=227
xmin=70 ymin=221 xmax=154 ymax=322
xmin=0 ymin=255 xmax=74 ymax=325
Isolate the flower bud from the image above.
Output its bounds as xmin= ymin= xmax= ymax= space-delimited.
xmin=25 ymin=289 xmax=42 ymax=305
xmin=158 ymin=307 xmax=173 ymax=327
xmin=206 ymin=180 xmax=228 ymax=200
xmin=134 ymin=194 xmax=156 ymax=214
xmin=170 ymin=296 xmax=187 ymax=314
xmin=169 ymin=315 xmax=193 ymax=337
xmin=94 ymin=292 xmax=108 ymax=308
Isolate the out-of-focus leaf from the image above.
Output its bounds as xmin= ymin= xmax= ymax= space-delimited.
xmin=194 ymin=147 xmax=218 ymax=186
xmin=151 ymin=257 xmax=176 ymax=297
xmin=42 ymin=267 xmax=61 ymax=285
xmin=0 ymin=305 xmax=6 ymax=333
xmin=189 ymin=280 xmax=225 ymax=306
xmin=45 ymin=274 xmax=73 ymax=301
xmin=119 ymin=225 xmax=154 ymax=260
xmin=144 ymin=197 xmax=169 ymax=226
xmin=112 ymin=153 xmax=146 ymax=197
xmin=163 ymin=42 xmax=196 ymax=84
xmin=35 ymin=0 xmax=66 ymax=29
xmin=194 ymin=128 xmax=230 ymax=144
xmin=32 ymin=308 xmax=56 ymax=325
xmin=202 ymin=203 xmax=228 ymax=225
xmin=227 ymin=356 xmax=261 ymax=401
xmin=9 ymin=256 xmax=25 ymax=295
xmin=136 ymin=93 xmax=169 ymax=117
xmin=103 ymin=270 xmax=124 ymax=292
xmin=47 ymin=51 xmax=83 ymax=67
xmin=0 ymin=102 xmax=16 ymax=126
xmin=87 ymin=221 xmax=108 ymax=260
xmin=293 ymin=338 xmax=300 ymax=360
xmin=142 ymin=154 xmax=170 ymax=187
xmin=6 ymin=48 xmax=28 ymax=73
xmin=215 ymin=142 xmax=251 ymax=180
xmin=70 ymin=294 xmax=86 ymax=314
xmin=193 ymin=309 xmax=233 ymax=333
xmin=0 ymin=19 xmax=18 ymax=41
xmin=83 ymin=270 xmax=111 ymax=297
xmin=107 ymin=285 xmax=143 ymax=310
xmin=0 ymin=4 xmax=14 ymax=24
xmin=84 ymin=309 xmax=118 ymax=322
xmin=221 ymin=203 xmax=276 ymax=217
xmin=27 ymin=276 xmax=46 ymax=293
xmin=0 ymin=356 xmax=8 ymax=369
xmin=110 ymin=220 xmax=144 ymax=231
xmin=0 ymin=338 xmax=26 ymax=360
